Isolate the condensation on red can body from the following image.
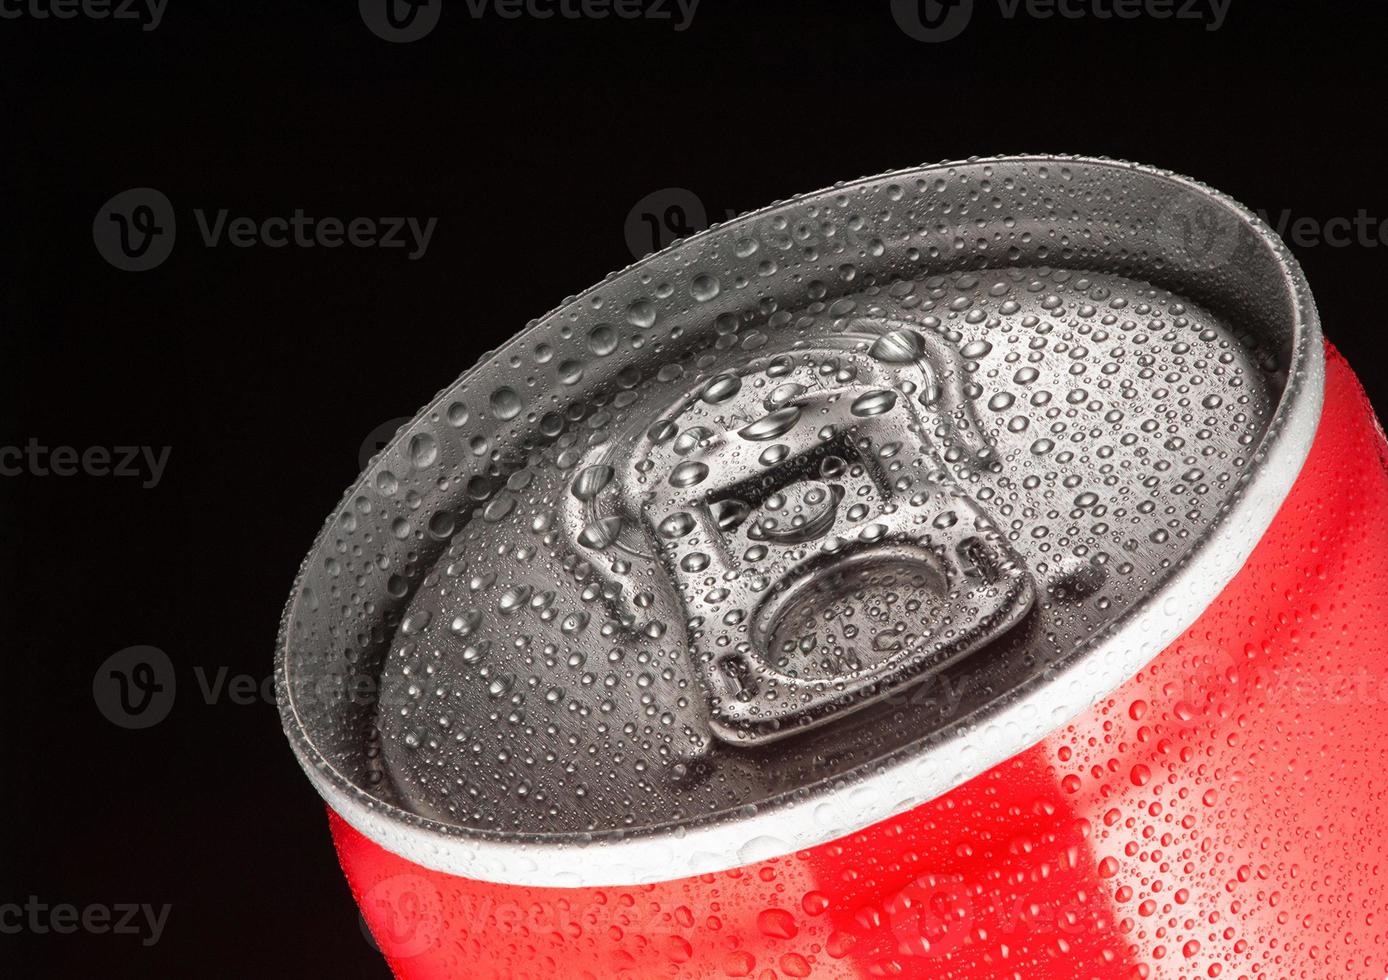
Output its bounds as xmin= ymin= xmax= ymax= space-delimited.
xmin=334 ymin=345 xmax=1388 ymax=980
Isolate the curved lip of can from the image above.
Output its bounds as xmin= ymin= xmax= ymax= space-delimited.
xmin=277 ymin=155 xmax=1325 ymax=888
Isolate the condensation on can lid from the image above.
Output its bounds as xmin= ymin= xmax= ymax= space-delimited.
xmin=277 ymin=156 xmax=1323 ymax=887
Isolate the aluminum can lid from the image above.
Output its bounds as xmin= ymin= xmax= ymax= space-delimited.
xmin=277 ymin=156 xmax=1323 ymax=887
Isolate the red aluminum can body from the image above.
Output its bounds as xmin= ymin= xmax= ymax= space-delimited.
xmin=334 ymin=346 xmax=1388 ymax=978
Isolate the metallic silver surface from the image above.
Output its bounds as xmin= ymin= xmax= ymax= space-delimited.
xmin=585 ymin=327 xmax=1036 ymax=745
xmin=277 ymin=156 xmax=1324 ymax=887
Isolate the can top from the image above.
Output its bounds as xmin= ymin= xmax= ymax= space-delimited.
xmin=277 ymin=156 xmax=1323 ymax=887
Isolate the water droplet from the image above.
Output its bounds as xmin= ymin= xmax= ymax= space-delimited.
xmin=851 ymin=389 xmax=898 ymax=417
xmin=869 ymin=328 xmax=924 ymax=363
xmin=739 ymin=405 xmax=801 ymax=441
xmin=670 ymin=461 xmax=710 ymax=488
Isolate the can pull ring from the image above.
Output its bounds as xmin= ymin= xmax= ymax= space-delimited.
xmin=643 ymin=330 xmax=1035 ymax=746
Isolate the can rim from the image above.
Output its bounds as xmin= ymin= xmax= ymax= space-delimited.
xmin=276 ymin=155 xmax=1324 ymax=888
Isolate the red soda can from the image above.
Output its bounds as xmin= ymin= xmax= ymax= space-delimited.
xmin=277 ymin=156 xmax=1388 ymax=978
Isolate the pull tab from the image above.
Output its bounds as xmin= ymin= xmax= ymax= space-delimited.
xmin=638 ymin=324 xmax=1035 ymax=746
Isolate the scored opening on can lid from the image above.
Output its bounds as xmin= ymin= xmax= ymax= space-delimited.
xmin=276 ymin=155 xmax=1324 ymax=888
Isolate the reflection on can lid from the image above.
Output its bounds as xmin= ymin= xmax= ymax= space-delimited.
xmin=277 ymin=156 xmax=1323 ymax=887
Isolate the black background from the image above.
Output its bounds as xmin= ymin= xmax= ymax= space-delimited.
xmin=2 ymin=1 xmax=1385 ymax=976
